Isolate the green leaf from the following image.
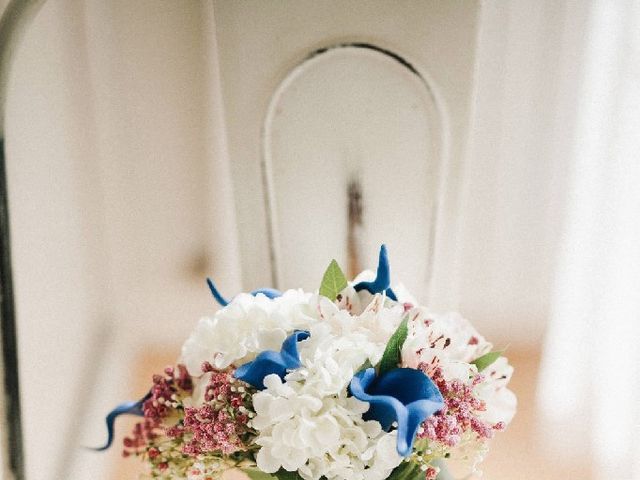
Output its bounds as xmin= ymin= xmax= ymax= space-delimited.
xmin=356 ymin=358 xmax=373 ymax=373
xmin=319 ymin=259 xmax=348 ymax=301
xmin=378 ymin=316 xmax=409 ymax=375
xmin=387 ymin=461 xmax=423 ymax=480
xmin=472 ymin=351 xmax=502 ymax=372
xmin=242 ymin=468 xmax=305 ymax=480
xmin=274 ymin=470 xmax=305 ymax=480
xmin=242 ymin=468 xmax=277 ymax=480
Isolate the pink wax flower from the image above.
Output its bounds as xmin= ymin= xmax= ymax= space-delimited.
xmin=417 ymin=366 xmax=503 ymax=448
xmin=143 ymin=364 xmax=193 ymax=420
xmin=182 ymin=367 xmax=255 ymax=456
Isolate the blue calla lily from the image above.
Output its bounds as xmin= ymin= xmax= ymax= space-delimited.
xmin=353 ymin=245 xmax=398 ymax=301
xmin=349 ymin=367 xmax=444 ymax=457
xmin=234 ymin=330 xmax=310 ymax=389
xmin=207 ymin=277 xmax=282 ymax=307
xmin=92 ymin=392 xmax=151 ymax=451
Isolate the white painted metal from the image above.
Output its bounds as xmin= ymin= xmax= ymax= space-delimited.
xmin=263 ymin=45 xmax=441 ymax=295
xmin=213 ymin=0 xmax=481 ymax=306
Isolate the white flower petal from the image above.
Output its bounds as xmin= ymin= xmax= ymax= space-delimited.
xmin=256 ymin=446 xmax=281 ymax=473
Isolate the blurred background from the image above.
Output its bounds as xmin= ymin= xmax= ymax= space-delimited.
xmin=1 ymin=0 xmax=639 ymax=479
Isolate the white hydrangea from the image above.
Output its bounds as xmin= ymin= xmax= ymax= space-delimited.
xmin=251 ymin=374 xmax=402 ymax=480
xmin=247 ymin=292 xmax=407 ymax=480
xmin=284 ymin=293 xmax=405 ymax=398
xmin=320 ymin=290 xmax=406 ymax=345
xmin=180 ymin=289 xmax=316 ymax=374
xmin=288 ymin=327 xmax=378 ymax=398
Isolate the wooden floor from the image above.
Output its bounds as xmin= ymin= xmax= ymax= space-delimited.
xmin=110 ymin=348 xmax=592 ymax=479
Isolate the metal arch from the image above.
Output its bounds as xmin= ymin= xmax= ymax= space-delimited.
xmin=0 ymin=2 xmax=47 ymax=479
xmin=260 ymin=42 xmax=446 ymax=292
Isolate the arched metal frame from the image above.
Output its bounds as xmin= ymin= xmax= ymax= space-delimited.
xmin=0 ymin=2 xmax=47 ymax=479
xmin=260 ymin=42 xmax=450 ymax=292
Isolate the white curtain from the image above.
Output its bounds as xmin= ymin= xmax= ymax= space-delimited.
xmin=538 ymin=1 xmax=640 ymax=478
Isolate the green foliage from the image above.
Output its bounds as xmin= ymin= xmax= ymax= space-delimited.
xmin=274 ymin=470 xmax=305 ymax=480
xmin=319 ymin=259 xmax=348 ymax=301
xmin=471 ymin=351 xmax=502 ymax=372
xmin=378 ymin=316 xmax=409 ymax=375
xmin=387 ymin=461 xmax=424 ymax=480
xmin=242 ymin=468 xmax=277 ymax=479
xmin=356 ymin=358 xmax=373 ymax=373
xmin=242 ymin=469 xmax=306 ymax=480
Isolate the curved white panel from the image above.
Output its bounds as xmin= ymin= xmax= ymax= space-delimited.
xmin=264 ymin=45 xmax=442 ymax=297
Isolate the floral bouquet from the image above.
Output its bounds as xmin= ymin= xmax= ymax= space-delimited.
xmin=97 ymin=246 xmax=516 ymax=480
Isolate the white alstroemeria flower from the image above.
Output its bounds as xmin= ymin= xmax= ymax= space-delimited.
xmin=389 ymin=282 xmax=419 ymax=306
xmin=475 ymin=356 xmax=517 ymax=426
xmin=349 ymin=270 xmax=417 ymax=308
xmin=312 ymin=292 xmax=405 ymax=349
xmin=180 ymin=289 xmax=317 ymax=375
xmin=401 ymin=308 xmax=493 ymax=381
xmin=445 ymin=434 xmax=490 ymax=480
xmin=441 ymin=311 xmax=493 ymax=363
